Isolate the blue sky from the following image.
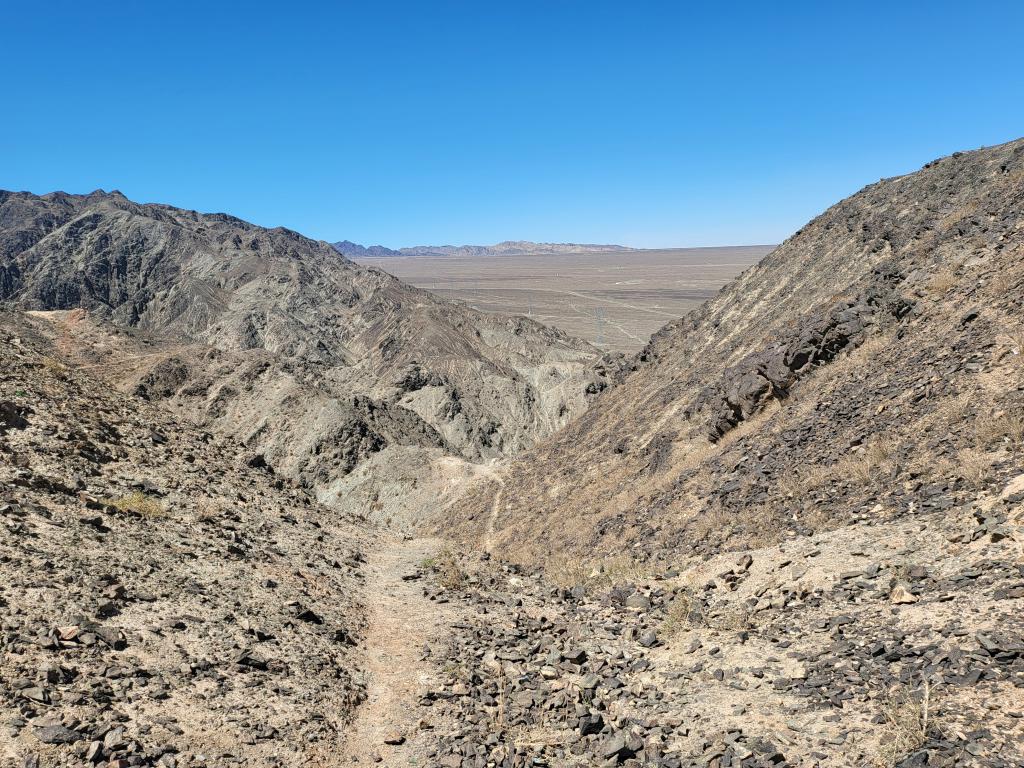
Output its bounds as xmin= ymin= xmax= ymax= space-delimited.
xmin=3 ymin=1 xmax=1023 ymax=248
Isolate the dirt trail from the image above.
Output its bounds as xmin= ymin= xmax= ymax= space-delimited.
xmin=483 ymin=475 xmax=506 ymax=553
xmin=340 ymin=535 xmax=458 ymax=766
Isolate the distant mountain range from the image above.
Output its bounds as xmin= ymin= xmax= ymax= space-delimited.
xmin=332 ymin=240 xmax=637 ymax=258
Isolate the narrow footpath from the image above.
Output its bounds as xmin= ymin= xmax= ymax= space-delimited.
xmin=340 ymin=536 xmax=460 ymax=766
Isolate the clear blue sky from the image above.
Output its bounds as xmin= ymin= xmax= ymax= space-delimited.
xmin=3 ymin=1 xmax=1023 ymax=248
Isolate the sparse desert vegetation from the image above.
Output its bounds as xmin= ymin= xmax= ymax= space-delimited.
xmin=102 ymin=490 xmax=167 ymax=518
xmin=5 ymin=2 xmax=1024 ymax=766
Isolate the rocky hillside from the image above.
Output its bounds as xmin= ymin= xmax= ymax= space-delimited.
xmin=0 ymin=312 xmax=372 ymax=767
xmin=0 ymin=190 xmax=615 ymax=527
xmin=416 ymin=138 xmax=1024 ymax=768
xmin=415 ymin=502 xmax=1023 ymax=768
xmin=442 ymin=138 xmax=1024 ymax=563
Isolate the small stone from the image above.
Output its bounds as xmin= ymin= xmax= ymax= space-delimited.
xmin=638 ymin=629 xmax=658 ymax=648
xmin=86 ymin=741 xmax=104 ymax=763
xmin=890 ymin=583 xmax=919 ymax=604
xmin=33 ymin=724 xmax=80 ymax=745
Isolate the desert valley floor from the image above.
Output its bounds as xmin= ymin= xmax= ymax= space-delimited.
xmin=354 ymin=246 xmax=773 ymax=352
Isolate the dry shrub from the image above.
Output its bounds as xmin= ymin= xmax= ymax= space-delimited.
xmin=716 ymin=397 xmax=784 ymax=449
xmin=433 ymin=549 xmax=467 ymax=590
xmin=194 ymin=498 xmax=220 ymax=524
xmin=39 ymin=356 xmax=69 ymax=378
xmin=865 ymin=436 xmax=896 ymax=465
xmin=777 ymin=464 xmax=832 ymax=501
xmin=975 ymin=410 xmax=1024 ymax=450
xmin=799 ymin=504 xmax=836 ymax=530
xmin=662 ymin=589 xmax=753 ymax=637
xmin=776 ymin=468 xmax=807 ymax=500
xmin=877 ymin=681 xmax=938 ymax=766
xmin=932 ymin=393 xmax=974 ymax=428
xmin=1010 ymin=508 xmax=1024 ymax=561
xmin=546 ymin=552 xmax=650 ymax=590
xmin=679 ymin=438 xmax=720 ymax=470
xmin=707 ymin=603 xmax=753 ymax=632
xmin=104 ymin=491 xmax=166 ymax=519
xmin=660 ymin=590 xmax=702 ymax=638
xmin=956 ymin=449 xmax=994 ymax=488
xmin=926 ymin=269 xmax=959 ymax=295
xmin=687 ymin=504 xmax=734 ymax=544
xmin=988 ymin=272 xmax=1016 ymax=297
xmin=836 ymin=436 xmax=896 ymax=485
xmin=586 ymin=554 xmax=651 ymax=588
xmin=998 ymin=326 xmax=1024 ymax=360
xmin=854 ymin=333 xmax=894 ymax=362
xmin=545 ymin=554 xmax=589 ymax=589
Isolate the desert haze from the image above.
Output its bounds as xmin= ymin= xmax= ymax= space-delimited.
xmin=354 ymin=246 xmax=772 ymax=352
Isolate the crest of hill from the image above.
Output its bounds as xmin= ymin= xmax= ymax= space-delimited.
xmin=437 ymin=138 xmax=1024 ymax=563
xmin=0 ymin=189 xmax=616 ymax=527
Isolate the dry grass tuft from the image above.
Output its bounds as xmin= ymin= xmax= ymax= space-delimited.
xmin=775 ymin=463 xmax=832 ymax=502
xmin=687 ymin=504 xmax=735 ymax=545
xmin=546 ymin=552 xmax=651 ymax=590
xmin=998 ymin=327 xmax=1024 ymax=361
xmin=660 ymin=590 xmax=703 ymax=637
xmin=956 ymin=449 xmax=994 ymax=488
xmin=835 ymin=436 xmax=897 ymax=485
xmin=975 ymin=410 xmax=1024 ymax=450
xmin=39 ymin=355 xmax=69 ymax=378
xmin=104 ymin=491 xmax=167 ymax=519
xmin=926 ymin=269 xmax=959 ymax=295
xmin=988 ymin=272 xmax=1016 ymax=297
xmin=432 ymin=549 xmax=467 ymax=590
xmin=932 ymin=393 xmax=974 ymax=428
xmin=877 ymin=681 xmax=938 ymax=766
xmin=707 ymin=603 xmax=753 ymax=632
xmin=1008 ymin=507 xmax=1024 ymax=562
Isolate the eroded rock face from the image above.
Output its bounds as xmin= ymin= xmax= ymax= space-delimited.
xmin=690 ymin=264 xmax=915 ymax=439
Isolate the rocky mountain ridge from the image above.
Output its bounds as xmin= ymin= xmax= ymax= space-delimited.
xmin=417 ymin=137 xmax=1024 ymax=768
xmin=3 ymin=137 xmax=1023 ymax=768
xmin=333 ymin=240 xmax=637 ymax=259
xmin=0 ymin=188 xmax=616 ymax=528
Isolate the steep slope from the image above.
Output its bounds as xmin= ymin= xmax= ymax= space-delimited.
xmin=0 ymin=312 xmax=371 ymax=766
xmin=0 ymin=190 xmax=614 ymax=526
xmin=442 ymin=138 xmax=1024 ymax=562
